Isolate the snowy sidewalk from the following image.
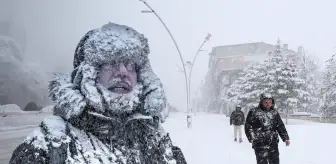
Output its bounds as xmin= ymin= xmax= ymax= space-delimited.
xmin=163 ymin=112 xmax=336 ymax=164
xmin=0 ymin=113 xmax=50 ymax=131
xmin=0 ymin=124 xmax=38 ymax=132
xmin=163 ymin=113 xmax=255 ymax=164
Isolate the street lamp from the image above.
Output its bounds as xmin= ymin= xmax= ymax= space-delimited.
xmin=139 ymin=0 xmax=190 ymax=124
xmin=187 ymin=34 xmax=212 ymax=113
xmin=141 ymin=10 xmax=153 ymax=13
xmin=183 ymin=34 xmax=211 ymax=128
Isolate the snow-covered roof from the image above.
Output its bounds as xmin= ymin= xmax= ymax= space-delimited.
xmin=211 ymin=42 xmax=296 ymax=58
xmin=290 ymin=112 xmax=312 ymax=116
xmin=310 ymin=113 xmax=321 ymax=118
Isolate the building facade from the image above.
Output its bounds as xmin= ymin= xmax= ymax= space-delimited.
xmin=201 ymin=42 xmax=297 ymax=114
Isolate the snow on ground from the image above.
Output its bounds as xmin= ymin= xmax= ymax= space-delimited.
xmin=41 ymin=105 xmax=54 ymax=113
xmin=0 ymin=112 xmax=335 ymax=163
xmin=0 ymin=112 xmax=50 ymax=131
xmin=0 ymin=104 xmax=24 ymax=114
xmin=163 ymin=112 xmax=336 ymax=164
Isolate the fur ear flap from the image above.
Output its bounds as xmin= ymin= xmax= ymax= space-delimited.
xmin=49 ymin=63 xmax=105 ymax=120
xmin=78 ymin=63 xmax=105 ymax=113
xmin=49 ymin=72 xmax=87 ymax=120
xmin=138 ymin=63 xmax=167 ymax=121
xmin=71 ymin=67 xmax=82 ymax=89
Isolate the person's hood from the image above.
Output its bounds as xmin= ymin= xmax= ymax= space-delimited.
xmin=48 ymin=22 xmax=167 ymax=123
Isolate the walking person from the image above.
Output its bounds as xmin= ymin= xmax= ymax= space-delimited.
xmin=230 ymin=105 xmax=245 ymax=143
xmin=245 ymin=93 xmax=290 ymax=164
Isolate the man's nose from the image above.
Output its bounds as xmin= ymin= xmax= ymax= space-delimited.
xmin=118 ymin=63 xmax=127 ymax=75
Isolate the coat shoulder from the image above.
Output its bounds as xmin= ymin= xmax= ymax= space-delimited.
xmin=39 ymin=115 xmax=69 ymax=139
xmin=172 ymin=145 xmax=187 ymax=164
xmin=248 ymin=107 xmax=257 ymax=114
xmin=9 ymin=142 xmax=50 ymax=164
xmin=9 ymin=116 xmax=70 ymax=164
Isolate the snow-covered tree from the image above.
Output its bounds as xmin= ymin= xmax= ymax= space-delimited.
xmin=227 ymin=40 xmax=313 ymax=116
xmin=0 ymin=36 xmax=23 ymax=61
xmin=0 ymin=36 xmax=50 ymax=109
xmin=262 ymin=40 xmax=311 ymax=114
xmin=226 ymin=63 xmax=268 ymax=110
xmin=321 ymin=54 xmax=336 ymax=116
xmin=298 ymin=52 xmax=321 ymax=113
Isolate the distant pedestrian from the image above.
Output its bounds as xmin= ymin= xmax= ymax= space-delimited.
xmin=187 ymin=114 xmax=192 ymax=128
xmin=230 ymin=105 xmax=245 ymax=143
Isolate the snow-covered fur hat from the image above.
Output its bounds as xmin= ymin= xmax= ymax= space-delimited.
xmin=72 ymin=22 xmax=149 ymax=70
xmin=259 ymin=93 xmax=273 ymax=101
xmin=49 ymin=22 xmax=166 ymax=121
xmin=259 ymin=93 xmax=275 ymax=106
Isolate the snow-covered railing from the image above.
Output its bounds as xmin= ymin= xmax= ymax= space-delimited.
xmin=290 ymin=112 xmax=311 ymax=117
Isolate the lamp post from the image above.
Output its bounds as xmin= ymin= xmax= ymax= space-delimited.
xmin=187 ymin=34 xmax=212 ymax=113
xmin=139 ymin=0 xmax=190 ymax=121
xmin=184 ymin=34 xmax=211 ymax=128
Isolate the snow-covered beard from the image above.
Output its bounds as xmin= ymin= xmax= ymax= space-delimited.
xmin=96 ymin=83 xmax=143 ymax=114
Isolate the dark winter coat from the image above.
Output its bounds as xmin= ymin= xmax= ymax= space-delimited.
xmin=230 ymin=110 xmax=245 ymax=125
xmin=244 ymin=100 xmax=289 ymax=149
xmin=9 ymin=109 xmax=186 ymax=164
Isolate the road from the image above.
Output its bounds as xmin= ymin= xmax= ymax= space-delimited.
xmin=0 ymin=127 xmax=36 ymax=163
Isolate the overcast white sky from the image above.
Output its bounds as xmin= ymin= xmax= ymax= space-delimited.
xmin=9 ymin=0 xmax=336 ymax=110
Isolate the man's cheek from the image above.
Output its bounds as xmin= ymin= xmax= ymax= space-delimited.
xmin=130 ymin=73 xmax=137 ymax=86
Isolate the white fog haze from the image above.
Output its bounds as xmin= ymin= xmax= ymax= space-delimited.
xmin=1 ymin=0 xmax=336 ymax=163
xmin=2 ymin=0 xmax=335 ymax=110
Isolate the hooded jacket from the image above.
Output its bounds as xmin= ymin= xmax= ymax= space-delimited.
xmin=244 ymin=97 xmax=289 ymax=148
xmin=9 ymin=23 xmax=187 ymax=164
xmin=230 ymin=108 xmax=245 ymax=126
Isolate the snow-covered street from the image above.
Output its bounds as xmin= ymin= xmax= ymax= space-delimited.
xmin=0 ymin=128 xmax=35 ymax=163
xmin=1 ymin=112 xmax=335 ymax=164
xmin=164 ymin=113 xmax=335 ymax=164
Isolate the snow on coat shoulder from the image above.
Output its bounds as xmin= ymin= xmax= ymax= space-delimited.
xmin=11 ymin=115 xmax=182 ymax=164
xmin=24 ymin=116 xmax=69 ymax=150
xmin=12 ymin=115 xmax=126 ymax=163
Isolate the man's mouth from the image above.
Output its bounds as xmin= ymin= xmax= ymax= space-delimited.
xmin=108 ymin=82 xmax=132 ymax=94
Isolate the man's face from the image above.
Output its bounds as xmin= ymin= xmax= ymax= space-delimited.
xmin=262 ymin=99 xmax=273 ymax=110
xmin=97 ymin=59 xmax=137 ymax=94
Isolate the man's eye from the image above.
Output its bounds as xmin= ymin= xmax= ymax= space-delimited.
xmin=102 ymin=65 xmax=115 ymax=71
xmin=126 ymin=63 xmax=136 ymax=71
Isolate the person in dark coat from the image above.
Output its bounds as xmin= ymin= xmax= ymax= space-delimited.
xmin=245 ymin=93 xmax=290 ymax=164
xmin=9 ymin=22 xmax=187 ymax=164
xmin=230 ymin=105 xmax=245 ymax=143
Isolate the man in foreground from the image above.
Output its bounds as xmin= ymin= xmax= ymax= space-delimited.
xmin=245 ymin=93 xmax=290 ymax=164
xmin=10 ymin=22 xmax=187 ymax=164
